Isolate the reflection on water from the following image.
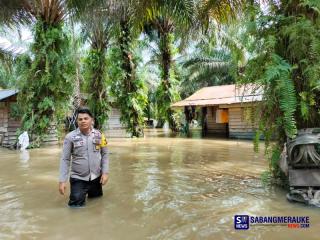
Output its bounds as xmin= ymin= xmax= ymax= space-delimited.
xmin=0 ymin=131 xmax=318 ymax=240
xmin=19 ymin=150 xmax=30 ymax=168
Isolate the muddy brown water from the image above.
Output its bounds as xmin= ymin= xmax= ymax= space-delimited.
xmin=0 ymin=130 xmax=318 ymax=239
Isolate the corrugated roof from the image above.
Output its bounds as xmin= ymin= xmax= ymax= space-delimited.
xmin=171 ymin=84 xmax=262 ymax=107
xmin=0 ymin=89 xmax=19 ymax=101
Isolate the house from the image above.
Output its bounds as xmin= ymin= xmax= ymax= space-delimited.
xmin=171 ymin=84 xmax=263 ymax=139
xmin=0 ymin=89 xmax=59 ymax=147
xmin=0 ymin=90 xmax=20 ymax=146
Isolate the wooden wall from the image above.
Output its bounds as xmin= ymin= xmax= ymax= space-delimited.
xmin=0 ymin=102 xmax=22 ymax=147
xmin=224 ymin=104 xmax=258 ymax=139
xmin=5 ymin=118 xmax=21 ymax=146
xmin=0 ymin=102 xmax=9 ymax=145
xmin=42 ymin=124 xmax=59 ymax=145
xmin=206 ymin=106 xmax=228 ymax=136
xmin=105 ymin=107 xmax=128 ymax=138
xmin=0 ymin=101 xmax=58 ymax=147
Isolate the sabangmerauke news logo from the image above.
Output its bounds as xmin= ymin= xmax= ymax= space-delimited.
xmin=234 ymin=215 xmax=250 ymax=230
xmin=234 ymin=215 xmax=310 ymax=230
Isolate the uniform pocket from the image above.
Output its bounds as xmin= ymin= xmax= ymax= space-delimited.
xmin=72 ymin=138 xmax=85 ymax=155
xmin=93 ymin=144 xmax=100 ymax=152
xmin=74 ymin=141 xmax=84 ymax=147
xmin=92 ymin=136 xmax=101 ymax=152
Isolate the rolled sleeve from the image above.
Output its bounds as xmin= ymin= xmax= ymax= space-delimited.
xmin=59 ymin=136 xmax=72 ymax=182
xmin=101 ymin=146 xmax=109 ymax=174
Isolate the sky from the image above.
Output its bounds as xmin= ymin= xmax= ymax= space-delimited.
xmin=0 ymin=27 xmax=32 ymax=55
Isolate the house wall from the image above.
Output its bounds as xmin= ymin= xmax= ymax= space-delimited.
xmin=0 ymin=102 xmax=22 ymax=146
xmin=0 ymin=102 xmax=9 ymax=145
xmin=223 ymin=104 xmax=258 ymax=139
xmin=105 ymin=107 xmax=128 ymax=138
xmin=41 ymin=124 xmax=59 ymax=145
xmin=206 ymin=106 xmax=228 ymax=136
xmin=0 ymin=100 xmax=59 ymax=147
xmin=5 ymin=117 xmax=21 ymax=146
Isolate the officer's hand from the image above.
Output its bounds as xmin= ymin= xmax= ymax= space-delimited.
xmin=100 ymin=174 xmax=109 ymax=185
xmin=59 ymin=182 xmax=66 ymax=195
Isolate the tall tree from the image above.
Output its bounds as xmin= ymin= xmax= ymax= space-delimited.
xmin=107 ymin=0 xmax=147 ymax=137
xmin=0 ymin=0 xmax=74 ymax=144
xmin=143 ymin=0 xmax=195 ymax=131
xmin=241 ymin=1 xmax=320 ymax=178
xmin=81 ymin=7 xmax=112 ymax=130
xmin=181 ymin=48 xmax=234 ymax=98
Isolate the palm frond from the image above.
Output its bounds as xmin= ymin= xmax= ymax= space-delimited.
xmin=0 ymin=46 xmax=14 ymax=66
xmin=0 ymin=0 xmax=69 ymax=26
xmin=0 ymin=0 xmax=32 ymax=26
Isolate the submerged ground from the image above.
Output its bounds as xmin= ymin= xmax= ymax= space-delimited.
xmin=0 ymin=130 xmax=318 ymax=239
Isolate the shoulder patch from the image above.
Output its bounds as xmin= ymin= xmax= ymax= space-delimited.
xmin=101 ymin=133 xmax=108 ymax=147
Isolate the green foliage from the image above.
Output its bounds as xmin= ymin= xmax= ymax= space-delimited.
xmin=18 ymin=20 xmax=74 ymax=144
xmin=260 ymin=170 xmax=272 ymax=187
xmin=0 ymin=63 xmax=15 ymax=88
xmin=144 ymin=0 xmax=195 ymax=131
xmin=153 ymin=32 xmax=181 ymax=131
xmin=156 ymin=67 xmax=180 ymax=130
xmin=269 ymin=145 xmax=281 ymax=178
xmin=263 ymin=54 xmax=297 ymax=138
xmin=241 ymin=0 xmax=320 ymax=180
xmin=139 ymin=64 xmax=159 ymax=121
xmin=83 ymin=48 xmax=109 ymax=130
xmin=107 ymin=43 xmax=147 ymax=137
xmin=0 ymin=52 xmax=31 ymax=89
xmin=9 ymin=102 xmax=22 ymax=119
xmin=181 ymin=48 xmax=235 ymax=99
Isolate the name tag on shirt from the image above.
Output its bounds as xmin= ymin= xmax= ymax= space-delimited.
xmin=73 ymin=140 xmax=84 ymax=147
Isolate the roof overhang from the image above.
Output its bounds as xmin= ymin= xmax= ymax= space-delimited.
xmin=171 ymin=84 xmax=263 ymax=108
xmin=0 ymin=89 xmax=19 ymax=102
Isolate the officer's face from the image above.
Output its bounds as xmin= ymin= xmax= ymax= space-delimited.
xmin=77 ymin=113 xmax=93 ymax=131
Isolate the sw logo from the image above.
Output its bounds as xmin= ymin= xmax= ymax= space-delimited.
xmin=234 ymin=215 xmax=250 ymax=230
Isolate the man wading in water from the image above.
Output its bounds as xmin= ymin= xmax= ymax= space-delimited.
xmin=58 ymin=107 xmax=109 ymax=207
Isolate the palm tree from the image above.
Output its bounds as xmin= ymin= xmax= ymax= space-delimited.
xmin=143 ymin=0 xmax=195 ymax=131
xmin=181 ymin=49 xmax=234 ymax=97
xmin=70 ymin=0 xmax=148 ymax=136
xmin=0 ymin=27 xmax=32 ymax=88
xmin=82 ymin=9 xmax=112 ymax=130
xmin=103 ymin=0 xmax=148 ymax=137
xmin=143 ymin=0 xmax=244 ymax=131
xmin=180 ymin=19 xmax=252 ymax=98
xmin=0 ymin=0 xmax=75 ymax=144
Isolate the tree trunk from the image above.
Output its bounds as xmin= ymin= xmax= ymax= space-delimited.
xmin=159 ymin=29 xmax=178 ymax=132
xmin=119 ymin=20 xmax=143 ymax=137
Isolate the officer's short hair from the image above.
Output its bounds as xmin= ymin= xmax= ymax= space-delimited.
xmin=77 ymin=107 xmax=93 ymax=118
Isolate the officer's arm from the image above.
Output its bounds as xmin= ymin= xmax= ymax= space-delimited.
xmin=100 ymin=134 xmax=109 ymax=174
xmin=59 ymin=136 xmax=72 ymax=183
xmin=100 ymin=145 xmax=109 ymax=185
xmin=101 ymin=146 xmax=109 ymax=173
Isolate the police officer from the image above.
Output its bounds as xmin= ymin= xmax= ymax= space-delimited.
xmin=58 ymin=107 xmax=109 ymax=207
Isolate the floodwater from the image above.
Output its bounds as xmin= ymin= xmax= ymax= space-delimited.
xmin=0 ymin=129 xmax=318 ymax=240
